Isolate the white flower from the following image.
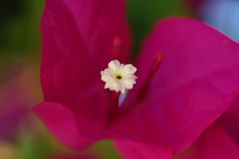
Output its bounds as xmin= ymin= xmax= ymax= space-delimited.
xmin=101 ymin=60 xmax=137 ymax=94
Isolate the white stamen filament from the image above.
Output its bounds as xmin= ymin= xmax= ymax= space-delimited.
xmin=118 ymin=90 xmax=128 ymax=107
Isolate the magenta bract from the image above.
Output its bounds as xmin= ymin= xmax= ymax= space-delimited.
xmin=34 ymin=0 xmax=239 ymax=158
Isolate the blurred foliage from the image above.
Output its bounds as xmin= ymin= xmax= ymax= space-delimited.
xmin=0 ymin=0 xmax=22 ymax=24
xmin=18 ymin=132 xmax=53 ymax=159
xmin=0 ymin=0 xmax=44 ymax=58
xmin=127 ymin=0 xmax=190 ymax=55
xmin=91 ymin=140 xmax=121 ymax=159
xmin=0 ymin=142 xmax=18 ymax=159
xmin=18 ymin=120 xmax=68 ymax=159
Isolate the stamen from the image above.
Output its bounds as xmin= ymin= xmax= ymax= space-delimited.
xmin=148 ymin=53 xmax=164 ymax=79
xmin=138 ymin=53 xmax=164 ymax=100
xmin=118 ymin=90 xmax=128 ymax=107
xmin=112 ymin=37 xmax=121 ymax=59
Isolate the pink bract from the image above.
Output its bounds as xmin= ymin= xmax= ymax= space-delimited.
xmin=34 ymin=0 xmax=239 ymax=158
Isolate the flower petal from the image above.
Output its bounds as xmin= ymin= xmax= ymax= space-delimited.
xmin=115 ymin=139 xmax=172 ymax=159
xmin=113 ymin=17 xmax=239 ymax=152
xmin=33 ymin=102 xmax=106 ymax=148
xmin=218 ymin=96 xmax=239 ymax=144
xmin=175 ymin=125 xmax=239 ymax=159
xmin=40 ymin=0 xmax=131 ymax=125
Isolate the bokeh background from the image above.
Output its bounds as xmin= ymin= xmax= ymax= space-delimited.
xmin=0 ymin=0 xmax=238 ymax=158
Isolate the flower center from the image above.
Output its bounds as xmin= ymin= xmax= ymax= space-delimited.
xmin=116 ymin=75 xmax=122 ymax=80
xmin=100 ymin=60 xmax=137 ymax=94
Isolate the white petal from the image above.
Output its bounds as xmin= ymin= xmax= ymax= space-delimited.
xmin=124 ymin=64 xmax=137 ymax=74
xmin=108 ymin=60 xmax=120 ymax=71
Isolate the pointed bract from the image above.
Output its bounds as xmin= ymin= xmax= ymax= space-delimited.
xmin=35 ymin=0 xmax=239 ymax=156
xmin=113 ymin=17 xmax=239 ymax=152
xmin=40 ymin=0 xmax=132 ymax=134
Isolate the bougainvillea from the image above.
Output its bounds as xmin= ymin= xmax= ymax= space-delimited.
xmin=34 ymin=0 xmax=239 ymax=158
